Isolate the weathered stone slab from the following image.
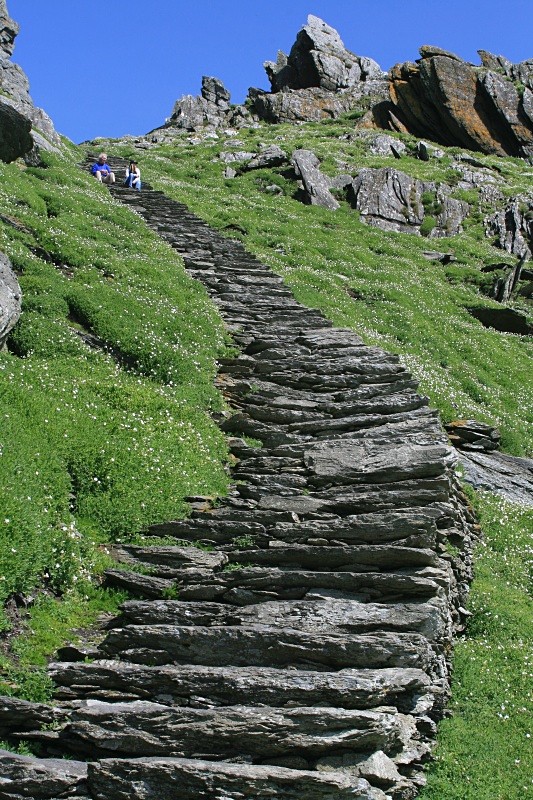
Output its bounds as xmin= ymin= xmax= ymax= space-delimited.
xmin=0 ymin=748 xmax=88 ymax=799
xmin=30 ymin=701 xmax=414 ymax=762
xmin=304 ymin=439 xmax=454 ymax=486
xmin=88 ymin=757 xmax=389 ymax=800
xmin=114 ymin=596 xmax=448 ymax=641
xmin=101 ymin=623 xmax=435 ymax=670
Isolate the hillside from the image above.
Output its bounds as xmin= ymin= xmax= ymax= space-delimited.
xmin=0 ymin=7 xmax=532 ymax=800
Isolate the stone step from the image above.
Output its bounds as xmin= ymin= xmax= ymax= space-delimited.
xmin=144 ymin=507 xmax=440 ymax=546
xmin=87 ymin=757 xmax=390 ymax=800
xmin=49 ymin=661 xmax=434 ymax=713
xmin=99 ymin=624 xmax=436 ymax=671
xmin=103 ymin=563 xmax=445 ymax=603
xmin=112 ymin=597 xmax=448 ymax=641
xmin=117 ymin=540 xmax=438 ymax=572
xmin=12 ymin=700 xmax=420 ymax=764
xmin=0 ymin=749 xmax=88 ymax=800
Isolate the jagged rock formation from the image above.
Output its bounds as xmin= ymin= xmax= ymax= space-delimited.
xmin=0 ymin=158 xmax=480 ymax=799
xmin=0 ymin=251 xmax=21 ymax=347
xmin=0 ymin=0 xmax=60 ymax=154
xmin=157 ymin=16 xmax=533 ymax=161
xmin=379 ymin=46 xmax=533 ymax=160
xmin=248 ymin=15 xmax=388 ymax=124
xmin=164 ymin=75 xmax=251 ymax=132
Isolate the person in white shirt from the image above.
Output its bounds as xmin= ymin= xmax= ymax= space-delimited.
xmin=124 ymin=160 xmax=141 ymax=191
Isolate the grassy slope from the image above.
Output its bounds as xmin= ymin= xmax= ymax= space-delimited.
xmin=0 ymin=145 xmax=230 ymax=696
xmin=107 ymin=121 xmax=532 ymax=798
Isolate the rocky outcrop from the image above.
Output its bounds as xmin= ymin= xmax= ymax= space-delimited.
xmin=249 ymin=85 xmax=361 ymax=124
xmin=347 ymin=167 xmax=469 ymax=236
xmin=248 ymin=16 xmax=388 ymax=124
xmin=264 ymin=15 xmax=384 ymax=93
xmin=0 ymin=1 xmax=60 ymax=152
xmin=383 ymin=46 xmax=533 ymax=159
xmin=0 ymin=160 xmax=480 ymax=799
xmin=0 ymin=97 xmax=32 ymax=162
xmin=0 ymin=251 xmax=21 ymax=347
xmin=166 ymin=76 xmax=238 ymax=131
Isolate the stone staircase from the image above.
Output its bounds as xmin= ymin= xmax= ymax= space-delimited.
xmin=0 ymin=155 xmax=479 ymax=799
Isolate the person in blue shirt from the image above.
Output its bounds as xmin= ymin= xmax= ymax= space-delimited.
xmin=90 ymin=153 xmax=115 ymax=185
xmin=124 ymin=160 xmax=141 ymax=191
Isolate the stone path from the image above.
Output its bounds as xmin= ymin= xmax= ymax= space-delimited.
xmin=0 ymin=157 xmax=478 ymax=799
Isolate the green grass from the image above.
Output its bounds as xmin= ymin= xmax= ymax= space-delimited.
xmin=422 ymin=495 xmax=533 ymax=799
xmin=0 ymin=149 xmax=231 ymax=648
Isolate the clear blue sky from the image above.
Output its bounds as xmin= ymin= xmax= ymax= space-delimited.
xmin=8 ymin=0 xmax=533 ymax=144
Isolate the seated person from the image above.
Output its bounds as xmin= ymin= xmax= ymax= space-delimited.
xmin=90 ymin=153 xmax=115 ymax=184
xmin=124 ymin=160 xmax=141 ymax=191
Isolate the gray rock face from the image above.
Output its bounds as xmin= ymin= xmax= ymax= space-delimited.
xmin=0 ymin=1 xmax=60 ymax=149
xmin=291 ymin=149 xmax=340 ymax=210
xmin=249 ymin=85 xmax=360 ymax=124
xmin=0 ymin=251 xmax=21 ymax=347
xmin=485 ymin=195 xmax=533 ymax=257
xmin=167 ymin=75 xmax=253 ymax=132
xmin=348 ymin=167 xmax=469 ymax=236
xmin=0 ymin=96 xmax=32 ymax=162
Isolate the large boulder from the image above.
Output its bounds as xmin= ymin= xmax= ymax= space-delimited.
xmin=0 ymin=251 xmax=22 ymax=348
xmin=347 ymin=167 xmax=469 ymax=236
xmin=0 ymin=0 xmax=60 ymax=150
xmin=292 ymin=149 xmax=340 ymax=210
xmin=383 ymin=47 xmax=533 ymax=159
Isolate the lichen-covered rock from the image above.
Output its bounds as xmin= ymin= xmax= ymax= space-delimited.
xmin=384 ymin=47 xmax=533 ymax=159
xmin=249 ymin=85 xmax=361 ymax=124
xmin=445 ymin=419 xmax=501 ymax=452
